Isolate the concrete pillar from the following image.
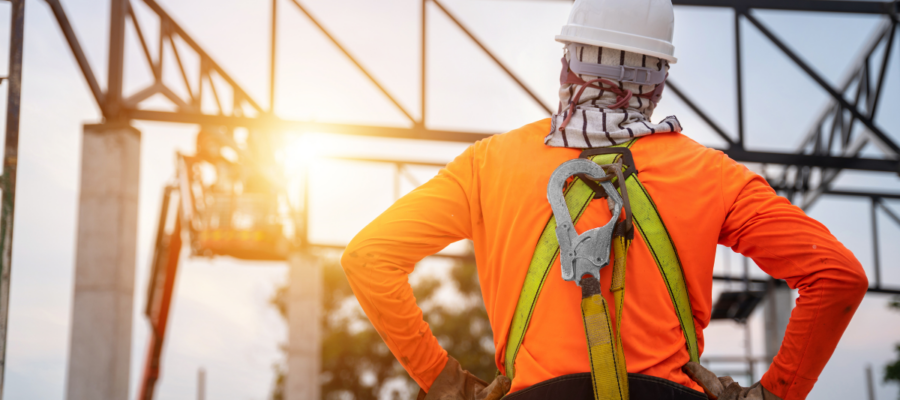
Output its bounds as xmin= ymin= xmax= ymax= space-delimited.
xmin=65 ymin=123 xmax=140 ymax=400
xmin=764 ymin=279 xmax=793 ymax=362
xmin=286 ymin=251 xmax=321 ymax=400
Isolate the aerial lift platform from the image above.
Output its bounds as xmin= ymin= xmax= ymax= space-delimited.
xmin=137 ymin=129 xmax=297 ymax=400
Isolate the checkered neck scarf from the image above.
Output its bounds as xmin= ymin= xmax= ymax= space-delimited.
xmin=545 ymin=44 xmax=682 ymax=149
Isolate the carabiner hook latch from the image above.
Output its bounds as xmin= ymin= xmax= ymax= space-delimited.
xmin=547 ymin=159 xmax=623 ymax=286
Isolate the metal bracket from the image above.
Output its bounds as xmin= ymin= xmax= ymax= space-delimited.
xmin=548 ymin=159 xmax=623 ymax=286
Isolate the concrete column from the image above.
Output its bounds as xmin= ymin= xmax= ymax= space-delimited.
xmin=65 ymin=123 xmax=140 ymax=400
xmin=764 ymin=279 xmax=793 ymax=362
xmin=286 ymin=251 xmax=321 ymax=400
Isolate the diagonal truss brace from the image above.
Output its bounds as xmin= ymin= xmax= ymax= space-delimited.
xmin=741 ymin=10 xmax=900 ymax=156
xmin=288 ymin=0 xmax=417 ymax=124
xmin=431 ymin=0 xmax=553 ymax=115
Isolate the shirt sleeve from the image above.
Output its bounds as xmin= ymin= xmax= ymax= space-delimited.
xmin=716 ymin=154 xmax=868 ymax=400
xmin=340 ymin=144 xmax=478 ymax=391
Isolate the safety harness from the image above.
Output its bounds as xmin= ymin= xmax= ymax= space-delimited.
xmin=503 ymin=139 xmax=699 ymax=400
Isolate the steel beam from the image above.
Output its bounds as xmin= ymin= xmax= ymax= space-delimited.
xmin=269 ymin=0 xmax=278 ymax=113
xmin=421 ymin=0 xmax=427 ymax=127
xmin=671 ymin=0 xmax=899 ymax=14
xmin=711 ymin=275 xmax=900 ymax=295
xmin=326 ymin=156 xmax=448 ymax=168
xmin=713 ymin=274 xmax=769 ymax=285
xmin=141 ymin=0 xmax=264 ymax=113
xmin=0 ymin=1 xmax=24 ymax=396
xmin=879 ymin=199 xmax=900 ymax=226
xmin=124 ymin=109 xmax=900 ymax=173
xmin=432 ymin=0 xmax=553 ymax=115
xmin=124 ymin=109 xmax=494 ymax=142
xmin=128 ymin=2 xmax=157 ymax=81
xmin=868 ymin=23 xmax=895 ymax=119
xmin=666 ymin=80 xmax=736 ymax=146
xmin=106 ymin=0 xmax=128 ymax=119
xmin=742 ymin=11 xmax=900 ymax=155
xmin=795 ymin=20 xmax=892 ymax=151
xmin=543 ymin=0 xmax=899 ymax=14
xmin=724 ymin=149 xmax=899 ymax=172
xmin=167 ymin=33 xmax=195 ymax=107
xmin=862 ymin=286 xmax=900 ymax=295
xmin=734 ymin=11 xmax=745 ymax=147
xmin=288 ymin=0 xmax=416 ymax=123
xmin=825 ymin=190 xmax=900 ymax=200
xmin=764 ymin=188 xmax=900 ymax=201
xmin=45 ymin=0 xmax=105 ymax=111
xmin=872 ymin=197 xmax=882 ymax=289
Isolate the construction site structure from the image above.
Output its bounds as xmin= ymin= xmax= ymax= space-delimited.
xmin=0 ymin=0 xmax=897 ymax=399
xmin=66 ymin=123 xmax=140 ymax=400
xmin=0 ymin=0 xmax=23 ymax=396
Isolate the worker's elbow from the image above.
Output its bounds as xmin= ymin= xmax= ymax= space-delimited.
xmin=843 ymin=258 xmax=869 ymax=298
xmin=851 ymin=264 xmax=869 ymax=295
xmin=341 ymin=233 xmax=372 ymax=276
xmin=340 ymin=242 xmax=361 ymax=275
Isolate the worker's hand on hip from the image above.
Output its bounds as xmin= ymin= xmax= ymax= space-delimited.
xmin=682 ymin=362 xmax=782 ymax=400
xmin=417 ymin=356 xmax=511 ymax=400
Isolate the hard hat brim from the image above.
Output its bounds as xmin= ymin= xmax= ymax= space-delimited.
xmin=555 ymin=35 xmax=678 ymax=64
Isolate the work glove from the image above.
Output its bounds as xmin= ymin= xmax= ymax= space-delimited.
xmin=682 ymin=362 xmax=782 ymax=400
xmin=416 ymin=356 xmax=511 ymax=400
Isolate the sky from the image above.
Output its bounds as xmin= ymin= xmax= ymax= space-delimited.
xmin=1 ymin=0 xmax=899 ymax=399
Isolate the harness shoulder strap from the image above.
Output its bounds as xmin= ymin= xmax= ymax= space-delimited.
xmin=610 ymin=152 xmax=700 ymax=364
xmin=504 ymin=139 xmax=699 ymax=381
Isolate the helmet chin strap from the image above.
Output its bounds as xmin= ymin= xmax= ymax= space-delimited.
xmin=563 ymin=44 xmax=668 ymax=105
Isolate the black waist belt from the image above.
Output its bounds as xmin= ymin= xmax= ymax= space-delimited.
xmin=503 ymin=373 xmax=707 ymax=400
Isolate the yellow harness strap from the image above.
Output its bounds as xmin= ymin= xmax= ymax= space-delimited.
xmin=580 ymin=234 xmax=631 ymax=400
xmin=503 ymin=139 xmax=699 ymax=398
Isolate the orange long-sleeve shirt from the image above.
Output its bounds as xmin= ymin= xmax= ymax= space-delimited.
xmin=341 ymin=119 xmax=868 ymax=399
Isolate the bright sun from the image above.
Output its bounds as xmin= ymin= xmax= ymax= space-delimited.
xmin=281 ymin=132 xmax=334 ymax=174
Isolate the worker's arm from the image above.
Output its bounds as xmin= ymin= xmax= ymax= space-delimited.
xmin=341 ymin=145 xmax=478 ymax=391
xmin=717 ymin=154 xmax=868 ymax=400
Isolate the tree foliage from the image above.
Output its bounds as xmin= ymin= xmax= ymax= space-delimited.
xmin=270 ymin=255 xmax=495 ymax=400
xmin=885 ymin=295 xmax=900 ymax=396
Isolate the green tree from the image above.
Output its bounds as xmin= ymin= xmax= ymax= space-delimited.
xmin=886 ymin=295 xmax=900 ymax=397
xmin=270 ymin=255 xmax=495 ymax=400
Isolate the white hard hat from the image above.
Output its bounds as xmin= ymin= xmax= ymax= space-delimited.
xmin=555 ymin=0 xmax=677 ymax=63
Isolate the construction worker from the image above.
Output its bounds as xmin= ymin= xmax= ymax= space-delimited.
xmin=341 ymin=0 xmax=868 ymax=399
